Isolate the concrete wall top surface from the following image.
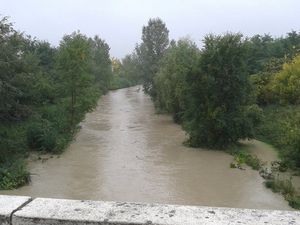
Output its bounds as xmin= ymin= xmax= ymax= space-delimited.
xmin=0 ymin=195 xmax=299 ymax=225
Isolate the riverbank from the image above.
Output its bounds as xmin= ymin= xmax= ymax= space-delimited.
xmin=0 ymin=18 xmax=113 ymax=191
xmin=0 ymin=91 xmax=102 ymax=190
xmin=229 ymin=139 xmax=300 ymax=209
xmin=256 ymin=105 xmax=300 ymax=169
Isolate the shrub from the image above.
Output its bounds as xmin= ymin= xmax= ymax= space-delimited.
xmin=26 ymin=120 xmax=57 ymax=152
xmin=264 ymin=177 xmax=300 ymax=209
xmin=271 ymin=55 xmax=300 ymax=105
xmin=183 ymin=33 xmax=261 ymax=148
xmin=230 ymin=146 xmax=262 ymax=170
xmin=256 ymin=105 xmax=300 ymax=168
xmin=288 ymin=196 xmax=300 ymax=209
xmin=0 ymin=160 xmax=30 ymax=190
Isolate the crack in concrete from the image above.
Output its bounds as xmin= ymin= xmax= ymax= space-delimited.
xmin=9 ymin=197 xmax=33 ymax=225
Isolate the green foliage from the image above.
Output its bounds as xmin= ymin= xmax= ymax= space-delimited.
xmin=110 ymin=53 xmax=142 ymax=90
xmin=234 ymin=151 xmax=261 ymax=170
xmin=26 ymin=120 xmax=57 ymax=152
xmin=110 ymin=75 xmax=132 ymax=90
xmin=271 ymin=55 xmax=300 ymax=105
xmin=246 ymin=31 xmax=300 ymax=75
xmin=0 ymin=16 xmax=112 ymax=189
xmin=154 ymin=38 xmax=200 ymax=123
xmin=137 ymin=18 xmax=169 ymax=97
xmin=89 ymin=35 xmax=112 ymax=93
xmin=183 ymin=33 xmax=261 ymax=148
xmin=0 ymin=17 xmax=34 ymax=121
xmin=56 ymin=32 xmax=94 ymax=129
xmin=256 ymin=105 xmax=300 ymax=167
xmin=288 ymin=196 xmax=300 ymax=209
xmin=250 ymin=58 xmax=285 ymax=105
xmin=228 ymin=145 xmax=262 ymax=170
xmin=0 ymin=160 xmax=30 ymax=190
xmin=264 ymin=177 xmax=300 ymax=209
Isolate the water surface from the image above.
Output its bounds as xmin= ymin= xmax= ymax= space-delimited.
xmin=1 ymin=86 xmax=291 ymax=210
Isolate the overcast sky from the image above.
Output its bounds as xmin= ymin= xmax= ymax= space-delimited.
xmin=1 ymin=0 xmax=299 ymax=58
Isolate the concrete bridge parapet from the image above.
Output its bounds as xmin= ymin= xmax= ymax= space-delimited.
xmin=0 ymin=195 xmax=299 ymax=225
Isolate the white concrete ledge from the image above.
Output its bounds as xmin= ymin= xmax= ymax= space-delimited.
xmin=9 ymin=197 xmax=300 ymax=225
xmin=0 ymin=195 xmax=31 ymax=225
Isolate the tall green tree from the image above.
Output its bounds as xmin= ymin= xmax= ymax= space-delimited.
xmin=154 ymin=38 xmax=200 ymax=122
xmin=184 ymin=33 xmax=261 ymax=148
xmin=89 ymin=36 xmax=112 ymax=93
xmin=137 ymin=18 xmax=169 ymax=97
xmin=56 ymin=32 xmax=93 ymax=129
xmin=0 ymin=17 xmax=30 ymax=121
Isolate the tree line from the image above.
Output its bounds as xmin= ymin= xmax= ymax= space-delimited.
xmin=0 ymin=17 xmax=112 ymax=189
xmin=134 ymin=18 xmax=300 ymax=168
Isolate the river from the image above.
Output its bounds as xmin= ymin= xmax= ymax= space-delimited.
xmin=1 ymin=86 xmax=291 ymax=210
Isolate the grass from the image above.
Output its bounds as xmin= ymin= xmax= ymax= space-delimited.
xmin=264 ymin=176 xmax=300 ymax=209
xmin=228 ymin=141 xmax=300 ymax=209
xmin=227 ymin=144 xmax=262 ymax=170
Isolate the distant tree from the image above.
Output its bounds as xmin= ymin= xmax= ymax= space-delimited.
xmin=121 ymin=53 xmax=141 ymax=84
xmin=111 ymin=57 xmax=121 ymax=73
xmin=271 ymin=54 xmax=300 ymax=104
xmin=250 ymin=57 xmax=285 ymax=105
xmin=137 ymin=18 xmax=169 ymax=97
xmin=246 ymin=31 xmax=300 ymax=75
xmin=89 ymin=36 xmax=112 ymax=93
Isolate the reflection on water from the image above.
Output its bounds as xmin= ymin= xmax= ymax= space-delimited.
xmin=1 ymin=86 xmax=291 ymax=210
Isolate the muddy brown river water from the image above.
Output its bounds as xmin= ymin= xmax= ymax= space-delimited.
xmin=1 ymin=86 xmax=292 ymax=210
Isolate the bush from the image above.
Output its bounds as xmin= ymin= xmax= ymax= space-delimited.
xmin=229 ymin=145 xmax=262 ymax=170
xmin=264 ymin=177 xmax=300 ymax=209
xmin=271 ymin=55 xmax=300 ymax=104
xmin=256 ymin=105 xmax=300 ymax=168
xmin=26 ymin=120 xmax=57 ymax=152
xmin=0 ymin=160 xmax=30 ymax=190
xmin=288 ymin=196 xmax=300 ymax=209
xmin=183 ymin=34 xmax=261 ymax=148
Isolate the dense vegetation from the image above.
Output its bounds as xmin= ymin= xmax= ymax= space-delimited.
xmin=253 ymin=56 xmax=300 ymax=168
xmin=136 ymin=18 xmax=300 ymax=167
xmin=110 ymin=54 xmax=142 ymax=90
xmin=0 ymin=17 xmax=112 ymax=189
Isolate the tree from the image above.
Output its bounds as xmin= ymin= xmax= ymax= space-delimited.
xmin=0 ymin=17 xmax=28 ymax=121
xmin=89 ymin=36 xmax=112 ymax=93
xmin=154 ymin=38 xmax=200 ymax=122
xmin=137 ymin=18 xmax=169 ymax=97
xmin=56 ymin=31 xmax=93 ymax=129
xmin=120 ymin=53 xmax=141 ymax=84
xmin=271 ymin=54 xmax=300 ymax=104
xmin=250 ymin=57 xmax=285 ymax=105
xmin=184 ymin=33 xmax=261 ymax=148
